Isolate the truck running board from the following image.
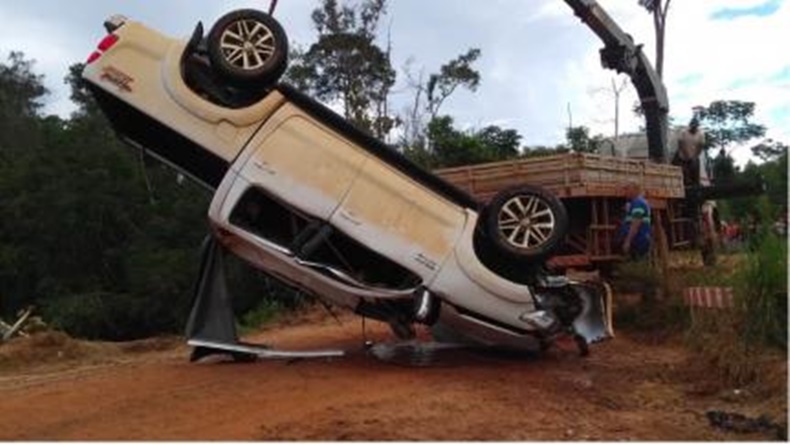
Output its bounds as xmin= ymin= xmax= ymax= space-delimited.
xmin=188 ymin=338 xmax=344 ymax=362
xmin=185 ymin=235 xmax=347 ymax=363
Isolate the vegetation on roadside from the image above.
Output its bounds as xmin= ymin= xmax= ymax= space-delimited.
xmin=614 ymin=213 xmax=787 ymax=387
xmin=684 ymin=224 xmax=787 ymax=385
xmin=0 ymin=52 xmax=300 ymax=341
xmin=237 ymin=300 xmax=286 ymax=335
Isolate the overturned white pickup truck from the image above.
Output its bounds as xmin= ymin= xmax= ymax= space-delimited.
xmin=82 ymin=9 xmax=612 ymax=356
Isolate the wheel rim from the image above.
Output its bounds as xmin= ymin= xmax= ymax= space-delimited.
xmin=220 ymin=18 xmax=277 ymax=71
xmin=497 ymin=195 xmax=556 ymax=250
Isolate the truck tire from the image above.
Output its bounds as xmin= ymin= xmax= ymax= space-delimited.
xmin=482 ymin=184 xmax=569 ymax=262
xmin=207 ymin=9 xmax=288 ymax=88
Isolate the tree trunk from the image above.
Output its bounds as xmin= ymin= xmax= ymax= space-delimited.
xmin=653 ymin=7 xmax=665 ymax=77
xmin=653 ymin=0 xmax=671 ymax=78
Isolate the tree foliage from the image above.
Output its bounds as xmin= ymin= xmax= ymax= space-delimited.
xmin=287 ymin=0 xmax=396 ymax=138
xmin=400 ymin=48 xmax=481 ymax=150
xmin=696 ymin=100 xmax=766 ymax=152
xmin=426 ymin=49 xmax=481 ymax=120
xmin=712 ymin=148 xmax=738 ymax=184
xmin=403 ymin=116 xmax=521 ymax=169
xmin=0 ymin=53 xmax=289 ymax=340
xmin=565 ymin=126 xmax=604 ymax=154
xmin=716 ymin=144 xmax=787 ymax=225
xmin=694 ymin=101 xmax=782 ymax=224
xmin=751 ymin=138 xmax=788 ymax=163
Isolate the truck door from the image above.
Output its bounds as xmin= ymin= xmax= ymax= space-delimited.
xmin=231 ymin=103 xmax=368 ymax=221
xmin=330 ymin=157 xmax=467 ymax=278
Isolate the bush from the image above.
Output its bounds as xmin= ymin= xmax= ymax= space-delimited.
xmin=42 ymin=291 xmax=184 ymax=341
xmin=684 ymin=310 xmax=759 ymax=386
xmin=611 ymin=259 xmax=689 ymax=334
xmin=684 ymin=223 xmax=787 ymax=388
xmin=734 ymin=229 xmax=788 ymax=349
xmin=239 ymin=299 xmax=285 ymax=333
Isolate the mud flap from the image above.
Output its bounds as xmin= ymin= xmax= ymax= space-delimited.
xmin=185 ymin=236 xmax=238 ymax=346
xmin=185 ymin=235 xmax=344 ymax=362
xmin=570 ymin=281 xmax=615 ymax=345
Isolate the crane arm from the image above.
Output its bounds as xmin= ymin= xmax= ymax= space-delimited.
xmin=563 ymin=0 xmax=669 ymax=163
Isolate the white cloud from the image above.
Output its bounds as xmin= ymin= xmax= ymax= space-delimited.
xmin=0 ymin=0 xmax=786 ymax=167
xmin=526 ymin=0 xmax=789 ymax=166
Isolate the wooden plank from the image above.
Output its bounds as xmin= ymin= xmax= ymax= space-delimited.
xmin=435 ymin=152 xmax=685 ymax=202
xmin=2 ymin=307 xmax=33 ymax=342
xmin=547 ymin=254 xmax=593 ymax=268
xmin=683 ymin=287 xmax=735 ymax=309
xmin=654 ymin=211 xmax=671 ymax=301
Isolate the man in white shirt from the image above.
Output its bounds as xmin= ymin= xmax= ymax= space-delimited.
xmin=674 ymin=117 xmax=706 ymax=186
xmin=674 ymin=117 xmax=721 ymax=265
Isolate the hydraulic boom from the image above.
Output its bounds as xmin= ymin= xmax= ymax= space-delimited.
xmin=563 ymin=0 xmax=669 ymax=163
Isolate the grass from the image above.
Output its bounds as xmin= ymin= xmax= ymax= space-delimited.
xmin=237 ymin=299 xmax=286 ymax=335
xmin=611 ymin=225 xmax=787 ymax=389
xmin=682 ymin=229 xmax=787 ymax=388
xmin=733 ymin=230 xmax=788 ymax=349
xmin=611 ymin=258 xmax=689 ymax=336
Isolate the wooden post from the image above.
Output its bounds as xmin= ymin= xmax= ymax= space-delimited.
xmin=0 ymin=318 xmax=30 ymax=338
xmin=653 ymin=210 xmax=670 ymax=301
xmin=2 ymin=307 xmax=33 ymax=342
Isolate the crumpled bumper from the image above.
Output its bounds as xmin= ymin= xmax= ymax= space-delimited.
xmin=571 ymin=281 xmax=615 ymax=344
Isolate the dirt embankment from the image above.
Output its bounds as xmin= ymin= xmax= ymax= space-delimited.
xmin=0 ymin=309 xmax=786 ymax=441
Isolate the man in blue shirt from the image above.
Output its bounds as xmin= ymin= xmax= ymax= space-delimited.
xmin=618 ymin=182 xmax=651 ymax=258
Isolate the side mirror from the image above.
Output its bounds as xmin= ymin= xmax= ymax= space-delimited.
xmin=187 ymin=21 xmax=205 ymax=54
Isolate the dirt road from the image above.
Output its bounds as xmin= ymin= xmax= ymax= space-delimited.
xmin=0 ymin=310 xmax=785 ymax=440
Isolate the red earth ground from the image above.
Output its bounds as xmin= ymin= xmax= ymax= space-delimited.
xmin=0 ymin=308 xmax=786 ymax=441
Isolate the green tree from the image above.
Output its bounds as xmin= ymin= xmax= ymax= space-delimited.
xmin=0 ymin=52 xmax=49 ymax=313
xmin=287 ymin=0 xmax=396 ymax=138
xmin=752 ymin=141 xmax=788 ymax=215
xmin=426 ymin=49 xmax=481 ymax=121
xmin=417 ymin=116 xmax=521 ymax=169
xmin=721 ymin=147 xmax=787 ymax=225
xmin=697 ymin=100 xmax=766 ymax=154
xmin=401 ymin=49 xmax=482 ymax=149
xmin=565 ymin=125 xmax=602 ymax=153
xmin=0 ymin=55 xmax=301 ymax=340
xmin=751 ymin=138 xmax=788 ymax=162
xmin=521 ymin=145 xmax=570 ymax=158
xmin=712 ymin=148 xmax=738 ymax=184
xmin=0 ymin=52 xmax=47 ymax=160
xmin=476 ymin=125 xmax=521 ymax=160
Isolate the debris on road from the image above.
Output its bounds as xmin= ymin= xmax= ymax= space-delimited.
xmin=1 ymin=306 xmax=37 ymax=343
xmin=706 ymin=410 xmax=787 ymax=440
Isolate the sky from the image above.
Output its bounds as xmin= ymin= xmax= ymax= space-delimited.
xmin=0 ymin=0 xmax=787 ymax=167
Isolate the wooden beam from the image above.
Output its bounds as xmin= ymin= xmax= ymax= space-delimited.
xmin=2 ymin=307 xmax=34 ymax=342
xmin=653 ymin=211 xmax=671 ymax=301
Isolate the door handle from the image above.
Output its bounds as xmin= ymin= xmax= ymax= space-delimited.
xmin=340 ymin=209 xmax=362 ymax=226
xmin=253 ymin=160 xmax=276 ymax=175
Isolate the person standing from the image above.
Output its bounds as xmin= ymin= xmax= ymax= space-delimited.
xmin=618 ymin=182 xmax=652 ymax=259
xmin=674 ymin=117 xmax=706 ymax=186
xmin=675 ymin=116 xmax=723 ymax=265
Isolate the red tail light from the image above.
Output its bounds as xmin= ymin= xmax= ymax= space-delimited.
xmin=86 ymin=51 xmax=101 ymax=64
xmin=86 ymin=33 xmax=119 ymax=64
xmin=97 ymin=34 xmax=119 ymax=51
